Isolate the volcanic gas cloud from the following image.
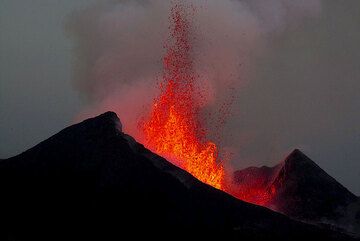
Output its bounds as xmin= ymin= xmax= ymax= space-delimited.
xmin=140 ymin=4 xmax=225 ymax=190
xmin=70 ymin=0 xmax=323 ymax=206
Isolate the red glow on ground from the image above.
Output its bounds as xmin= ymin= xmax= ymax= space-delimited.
xmin=231 ymin=166 xmax=282 ymax=206
xmin=140 ymin=3 xmax=225 ymax=190
xmin=233 ymin=183 xmax=275 ymax=206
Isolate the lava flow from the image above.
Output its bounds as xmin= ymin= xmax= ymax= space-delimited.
xmin=140 ymin=4 xmax=225 ymax=190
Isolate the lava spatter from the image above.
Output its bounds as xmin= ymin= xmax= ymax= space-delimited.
xmin=140 ymin=3 xmax=225 ymax=190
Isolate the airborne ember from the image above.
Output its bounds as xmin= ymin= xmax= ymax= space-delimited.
xmin=140 ymin=3 xmax=225 ymax=190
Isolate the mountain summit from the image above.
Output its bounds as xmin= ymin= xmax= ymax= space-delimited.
xmin=270 ymin=149 xmax=357 ymax=218
xmin=234 ymin=149 xmax=359 ymax=235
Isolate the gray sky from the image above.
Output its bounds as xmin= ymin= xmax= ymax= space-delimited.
xmin=0 ymin=0 xmax=359 ymax=195
xmin=0 ymin=0 xmax=92 ymax=157
xmin=225 ymin=0 xmax=360 ymax=195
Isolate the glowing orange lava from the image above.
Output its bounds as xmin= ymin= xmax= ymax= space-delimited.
xmin=233 ymin=184 xmax=275 ymax=206
xmin=140 ymin=4 xmax=224 ymax=190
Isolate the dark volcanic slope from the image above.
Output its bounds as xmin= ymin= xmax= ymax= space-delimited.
xmin=270 ymin=150 xmax=358 ymax=219
xmin=0 ymin=112 xmax=354 ymax=240
xmin=234 ymin=149 xmax=360 ymax=235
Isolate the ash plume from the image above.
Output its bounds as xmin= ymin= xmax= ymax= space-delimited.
xmin=66 ymin=0 xmax=322 ymax=166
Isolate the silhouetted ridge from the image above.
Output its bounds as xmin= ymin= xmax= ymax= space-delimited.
xmin=0 ymin=113 xmax=356 ymax=240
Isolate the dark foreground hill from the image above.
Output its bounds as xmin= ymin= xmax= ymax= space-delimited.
xmin=0 ymin=112 xmax=355 ymax=240
xmin=234 ymin=150 xmax=360 ymax=236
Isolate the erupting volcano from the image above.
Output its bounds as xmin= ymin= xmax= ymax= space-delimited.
xmin=140 ymin=4 xmax=225 ymax=190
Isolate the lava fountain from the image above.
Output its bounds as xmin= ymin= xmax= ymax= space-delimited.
xmin=140 ymin=3 xmax=225 ymax=190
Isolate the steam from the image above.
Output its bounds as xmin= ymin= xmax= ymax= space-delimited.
xmin=67 ymin=0 xmax=321 ymax=157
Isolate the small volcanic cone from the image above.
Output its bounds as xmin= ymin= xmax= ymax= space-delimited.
xmin=233 ymin=149 xmax=358 ymax=210
xmin=268 ymin=150 xmax=358 ymax=220
xmin=233 ymin=149 xmax=360 ymax=235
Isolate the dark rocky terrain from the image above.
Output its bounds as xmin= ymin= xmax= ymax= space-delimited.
xmin=0 ymin=112 xmax=356 ymax=240
xmin=234 ymin=149 xmax=360 ymax=236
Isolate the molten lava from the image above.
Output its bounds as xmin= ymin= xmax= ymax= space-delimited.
xmin=140 ymin=4 xmax=225 ymax=190
xmin=232 ymin=165 xmax=283 ymax=206
xmin=233 ymin=182 xmax=275 ymax=206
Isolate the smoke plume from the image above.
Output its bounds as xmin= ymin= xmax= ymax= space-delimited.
xmin=66 ymin=0 xmax=321 ymax=165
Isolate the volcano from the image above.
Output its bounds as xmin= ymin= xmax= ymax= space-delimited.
xmin=0 ymin=112 xmax=357 ymax=240
xmin=234 ymin=149 xmax=360 ymax=235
